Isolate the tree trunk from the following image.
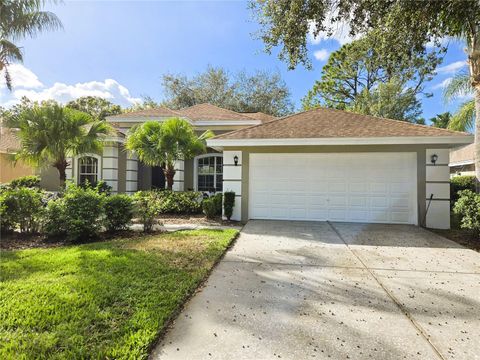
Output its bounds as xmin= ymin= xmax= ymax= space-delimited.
xmin=54 ymin=159 xmax=68 ymax=189
xmin=164 ymin=163 xmax=176 ymax=191
xmin=467 ymin=30 xmax=480 ymax=192
xmin=475 ymin=88 xmax=480 ymax=192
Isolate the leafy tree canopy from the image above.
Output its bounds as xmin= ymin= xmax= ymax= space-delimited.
xmin=348 ymin=78 xmax=422 ymax=122
xmin=302 ymin=30 xmax=441 ymax=115
xmin=161 ymin=66 xmax=294 ymax=116
xmin=66 ymin=96 xmax=122 ymax=120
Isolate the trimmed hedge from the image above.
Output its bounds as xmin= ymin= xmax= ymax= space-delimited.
xmin=104 ymin=194 xmax=134 ymax=232
xmin=157 ymin=190 xmax=202 ymax=214
xmin=0 ymin=186 xmax=44 ymax=233
xmin=133 ymin=191 xmax=160 ymax=232
xmin=10 ymin=175 xmax=41 ymax=189
xmin=453 ymin=190 xmax=480 ymax=234
xmin=223 ymin=191 xmax=235 ymax=220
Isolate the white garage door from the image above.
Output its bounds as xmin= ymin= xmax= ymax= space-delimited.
xmin=249 ymin=153 xmax=418 ymax=224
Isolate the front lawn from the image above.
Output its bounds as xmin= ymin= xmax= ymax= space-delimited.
xmin=0 ymin=229 xmax=238 ymax=359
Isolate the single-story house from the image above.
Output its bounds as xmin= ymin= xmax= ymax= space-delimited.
xmin=91 ymin=103 xmax=275 ymax=194
xmin=449 ymin=143 xmax=475 ymax=177
xmin=207 ymin=107 xmax=473 ymax=229
xmin=1 ymin=104 xmax=473 ymax=230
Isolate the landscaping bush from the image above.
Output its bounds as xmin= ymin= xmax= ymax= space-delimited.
xmin=9 ymin=175 xmax=41 ymax=189
xmin=133 ymin=191 xmax=160 ymax=232
xmin=43 ymin=199 xmax=68 ymax=237
xmin=202 ymin=197 xmax=217 ymax=219
xmin=157 ymin=190 xmax=202 ymax=214
xmin=451 ymin=176 xmax=476 ymax=203
xmin=44 ymin=183 xmax=105 ymax=241
xmin=0 ymin=187 xmax=44 ymax=233
xmin=79 ymin=180 xmax=112 ymax=196
xmin=104 ymin=194 xmax=134 ymax=232
xmin=453 ymin=190 xmax=480 ymax=235
xmin=223 ymin=191 xmax=235 ymax=220
xmin=212 ymin=193 xmax=223 ymax=215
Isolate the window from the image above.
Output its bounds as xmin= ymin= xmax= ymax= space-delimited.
xmin=78 ymin=156 xmax=98 ymax=185
xmin=197 ymin=155 xmax=223 ymax=192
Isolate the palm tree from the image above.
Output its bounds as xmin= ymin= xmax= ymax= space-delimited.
xmin=443 ymin=72 xmax=475 ymax=132
xmin=126 ymin=118 xmax=212 ymax=190
xmin=6 ymin=102 xmax=111 ymax=186
xmin=0 ymin=0 xmax=62 ymax=90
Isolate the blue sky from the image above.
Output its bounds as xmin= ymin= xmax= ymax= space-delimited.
xmin=0 ymin=0 xmax=471 ymax=122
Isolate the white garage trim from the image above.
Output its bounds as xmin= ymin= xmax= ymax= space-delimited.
xmin=248 ymin=153 xmax=418 ymax=225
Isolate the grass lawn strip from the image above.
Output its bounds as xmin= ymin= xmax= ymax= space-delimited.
xmin=0 ymin=229 xmax=238 ymax=359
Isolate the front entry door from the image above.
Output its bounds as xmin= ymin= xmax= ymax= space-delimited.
xmin=151 ymin=166 xmax=166 ymax=189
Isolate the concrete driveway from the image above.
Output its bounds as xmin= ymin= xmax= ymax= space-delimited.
xmin=151 ymin=220 xmax=480 ymax=360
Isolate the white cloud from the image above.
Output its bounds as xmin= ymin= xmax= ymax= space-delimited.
xmin=0 ymin=64 xmax=43 ymax=89
xmin=308 ymin=22 xmax=359 ymax=45
xmin=436 ymin=61 xmax=467 ymax=74
xmin=432 ymin=77 xmax=452 ymax=90
xmin=313 ymin=49 xmax=330 ymax=61
xmin=0 ymin=65 xmax=141 ymax=108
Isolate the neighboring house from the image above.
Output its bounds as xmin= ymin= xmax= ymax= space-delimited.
xmin=0 ymin=127 xmax=59 ymax=189
xmin=449 ymin=143 xmax=475 ymax=177
xmin=63 ymin=103 xmax=273 ymax=195
xmin=207 ymin=107 xmax=473 ymax=229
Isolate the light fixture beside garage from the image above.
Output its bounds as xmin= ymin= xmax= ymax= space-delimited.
xmin=233 ymin=155 xmax=239 ymax=166
xmin=430 ymin=153 xmax=438 ymax=165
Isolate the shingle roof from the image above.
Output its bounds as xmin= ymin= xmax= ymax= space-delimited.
xmin=177 ymin=103 xmax=257 ymax=121
xmin=108 ymin=107 xmax=183 ymax=119
xmin=215 ymin=107 xmax=471 ymax=139
xmin=0 ymin=127 xmax=21 ymax=153
xmin=243 ymin=112 xmax=277 ymax=123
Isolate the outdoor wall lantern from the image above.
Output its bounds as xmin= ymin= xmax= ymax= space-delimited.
xmin=234 ymin=155 xmax=239 ymax=166
xmin=430 ymin=153 xmax=438 ymax=165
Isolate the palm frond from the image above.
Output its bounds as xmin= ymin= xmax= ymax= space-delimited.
xmin=443 ymin=72 xmax=473 ymax=104
xmin=447 ymin=99 xmax=475 ymax=132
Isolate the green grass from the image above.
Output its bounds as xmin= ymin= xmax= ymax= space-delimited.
xmin=0 ymin=229 xmax=238 ymax=359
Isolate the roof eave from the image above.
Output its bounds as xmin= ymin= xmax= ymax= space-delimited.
xmin=207 ymin=135 xmax=474 ymax=149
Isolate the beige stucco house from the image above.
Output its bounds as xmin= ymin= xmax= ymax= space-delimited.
xmin=1 ymin=104 xmax=473 ymax=230
xmin=207 ymin=108 xmax=473 ymax=229
xmin=449 ymin=143 xmax=475 ymax=177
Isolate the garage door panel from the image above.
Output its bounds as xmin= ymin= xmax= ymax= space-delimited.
xmin=249 ymin=153 xmax=417 ymax=224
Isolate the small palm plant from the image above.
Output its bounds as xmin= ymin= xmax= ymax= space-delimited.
xmin=6 ymin=102 xmax=111 ymax=187
xmin=126 ymin=118 xmax=212 ymax=190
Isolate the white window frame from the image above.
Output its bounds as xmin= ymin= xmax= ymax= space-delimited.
xmin=73 ymin=153 xmax=102 ymax=185
xmin=193 ymin=153 xmax=223 ymax=192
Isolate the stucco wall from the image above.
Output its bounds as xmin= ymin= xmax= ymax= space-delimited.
xmin=0 ymin=154 xmax=34 ymax=183
xmin=220 ymin=144 xmax=452 ymax=227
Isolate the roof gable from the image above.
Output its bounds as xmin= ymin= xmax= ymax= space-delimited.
xmin=177 ymin=103 xmax=258 ymax=121
xmin=215 ymin=107 xmax=470 ymax=140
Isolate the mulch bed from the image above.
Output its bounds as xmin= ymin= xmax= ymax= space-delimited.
xmin=431 ymin=229 xmax=480 ymax=252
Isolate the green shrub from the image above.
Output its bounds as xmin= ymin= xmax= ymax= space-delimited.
xmin=453 ymin=190 xmax=480 ymax=234
xmin=212 ymin=193 xmax=223 ymax=216
xmin=202 ymin=198 xmax=217 ymax=219
xmin=157 ymin=191 xmax=202 ymax=214
xmin=79 ymin=179 xmax=112 ymax=196
xmin=223 ymin=191 xmax=235 ymax=220
xmin=43 ymin=199 xmax=68 ymax=237
xmin=0 ymin=187 xmax=44 ymax=233
xmin=9 ymin=175 xmax=41 ymax=189
xmin=44 ymin=183 xmax=105 ymax=241
xmin=104 ymin=194 xmax=134 ymax=232
xmin=133 ymin=191 xmax=160 ymax=232
xmin=451 ymin=176 xmax=476 ymax=203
